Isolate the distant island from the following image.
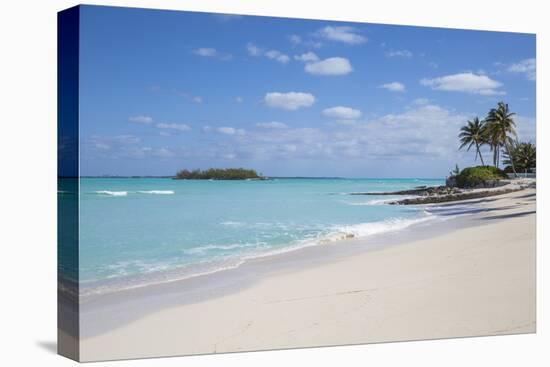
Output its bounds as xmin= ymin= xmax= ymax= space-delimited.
xmin=174 ymin=168 xmax=264 ymax=180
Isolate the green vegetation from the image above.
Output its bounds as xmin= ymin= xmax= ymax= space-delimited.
xmin=455 ymin=166 xmax=507 ymax=188
xmin=456 ymin=101 xmax=535 ymax=181
xmin=459 ymin=117 xmax=486 ymax=166
xmin=449 ymin=164 xmax=460 ymax=177
xmin=503 ymin=141 xmax=536 ymax=174
xmin=484 ymin=102 xmax=518 ymax=175
xmin=174 ymin=168 xmax=262 ymax=180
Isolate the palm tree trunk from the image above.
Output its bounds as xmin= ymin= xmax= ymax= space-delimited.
xmin=476 ymin=143 xmax=485 ymax=166
xmin=505 ymin=142 xmax=518 ymax=177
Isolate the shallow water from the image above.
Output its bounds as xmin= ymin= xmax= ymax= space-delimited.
xmin=60 ymin=177 xmax=448 ymax=294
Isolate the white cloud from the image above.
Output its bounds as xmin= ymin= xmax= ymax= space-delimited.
xmin=379 ymin=82 xmax=406 ymax=92
xmin=235 ymin=96 xmax=243 ymax=103
xmin=386 ymin=50 xmax=413 ymax=58
xmin=246 ymin=43 xmax=263 ymax=56
xmin=289 ymin=35 xmax=302 ymax=45
xmin=203 ymin=126 xmax=245 ymax=136
xmin=322 ymin=106 xmax=362 ymax=120
xmin=192 ymin=48 xmax=217 ymax=57
xmin=304 ymin=57 xmax=353 ymax=76
xmin=247 ymin=43 xmax=290 ymax=64
xmin=128 ymin=115 xmax=153 ymax=124
xmin=151 ymin=147 xmax=175 ymax=158
xmin=85 ymin=135 xmax=177 ymax=159
xmin=358 ymin=105 xmax=468 ymax=158
xmin=288 ymin=34 xmax=323 ymax=49
xmin=507 ymin=58 xmax=536 ymax=81
xmin=155 ymin=123 xmax=191 ymax=132
xmin=216 ymin=127 xmax=245 ymax=135
xmin=514 ymin=115 xmax=536 ymax=142
xmin=197 ymin=104 xmax=471 ymax=163
xmin=265 ymin=50 xmax=290 ymax=64
xmin=264 ymin=92 xmax=316 ymax=110
xmin=411 ymin=98 xmax=431 ymax=106
xmin=256 ymin=121 xmax=288 ymax=129
xmin=317 ymin=26 xmax=366 ymax=44
xmin=420 ymin=73 xmax=505 ymax=95
xmin=175 ymin=90 xmax=204 ymax=103
xmin=294 ymin=52 xmax=319 ymax=62
xmin=192 ymin=47 xmax=232 ymax=60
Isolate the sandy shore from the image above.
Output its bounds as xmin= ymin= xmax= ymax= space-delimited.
xmin=79 ymin=189 xmax=536 ymax=362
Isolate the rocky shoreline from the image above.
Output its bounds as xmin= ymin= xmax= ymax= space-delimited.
xmin=350 ymin=179 xmax=535 ymax=205
xmin=350 ymin=185 xmax=462 ymax=197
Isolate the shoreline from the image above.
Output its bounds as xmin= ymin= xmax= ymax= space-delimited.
xmin=75 ymin=180 xmax=531 ymax=300
xmin=78 ymin=188 xmax=536 ymax=361
xmin=77 ymin=214 xmax=438 ymax=300
xmin=350 ymin=178 xmax=535 ymax=205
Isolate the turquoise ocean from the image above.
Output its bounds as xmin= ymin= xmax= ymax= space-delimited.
xmin=61 ymin=178 xmax=451 ymax=296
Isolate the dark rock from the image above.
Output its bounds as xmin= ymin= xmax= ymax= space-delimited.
xmin=350 ymin=185 xmax=461 ymax=197
xmin=389 ymin=187 xmax=523 ymax=205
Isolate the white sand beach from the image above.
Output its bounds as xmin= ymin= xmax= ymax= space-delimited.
xmin=79 ymin=189 xmax=536 ymax=361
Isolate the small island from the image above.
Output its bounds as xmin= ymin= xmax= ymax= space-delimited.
xmin=174 ymin=168 xmax=264 ymax=180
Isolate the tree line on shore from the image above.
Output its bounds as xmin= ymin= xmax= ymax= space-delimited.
xmin=458 ymin=101 xmax=536 ymax=175
xmin=174 ymin=168 xmax=262 ymax=180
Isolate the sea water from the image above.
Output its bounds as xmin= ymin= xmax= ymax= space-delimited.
xmin=60 ymin=178 xmax=446 ymax=295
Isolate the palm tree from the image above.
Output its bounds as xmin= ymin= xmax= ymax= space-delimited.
xmin=516 ymin=142 xmax=536 ymax=173
xmin=484 ymin=102 xmax=518 ymax=176
xmin=503 ymin=141 xmax=536 ymax=174
xmin=459 ymin=117 xmax=486 ymax=166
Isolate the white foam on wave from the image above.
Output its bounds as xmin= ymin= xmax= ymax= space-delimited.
xmin=138 ymin=190 xmax=175 ymax=195
xmin=183 ymin=242 xmax=267 ymax=255
xmin=330 ymin=215 xmax=435 ymax=239
xmin=221 ymin=221 xmax=247 ymax=227
xmin=225 ymin=215 xmax=440 ymax=263
xmin=346 ymin=195 xmax=420 ymax=206
xmin=80 ymin=257 xmax=248 ymax=298
xmin=80 ymin=214 xmax=444 ymax=298
xmin=95 ymin=190 xmax=128 ymax=197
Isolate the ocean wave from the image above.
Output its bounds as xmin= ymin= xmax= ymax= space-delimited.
xmin=79 ymin=257 xmax=248 ymax=298
xmin=95 ymin=190 xmax=128 ymax=197
xmin=79 ymin=214 xmax=441 ymax=298
xmin=220 ymin=221 xmax=247 ymax=227
xmin=93 ymin=190 xmax=175 ymax=196
xmin=346 ymin=195 xmax=419 ymax=206
xmin=221 ymin=215 xmax=439 ymax=261
xmin=328 ymin=215 xmax=435 ymax=239
xmin=183 ymin=242 xmax=267 ymax=255
xmin=137 ymin=190 xmax=175 ymax=195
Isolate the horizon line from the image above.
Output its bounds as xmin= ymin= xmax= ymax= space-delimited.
xmin=70 ymin=175 xmax=446 ymax=180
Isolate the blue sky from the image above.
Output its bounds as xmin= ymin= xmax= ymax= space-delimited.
xmin=78 ymin=5 xmax=536 ymax=178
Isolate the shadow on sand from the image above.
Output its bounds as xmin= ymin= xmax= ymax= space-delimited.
xmin=481 ymin=210 xmax=536 ymax=220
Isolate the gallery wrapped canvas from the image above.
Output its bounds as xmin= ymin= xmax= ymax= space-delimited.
xmin=58 ymin=5 xmax=536 ymax=362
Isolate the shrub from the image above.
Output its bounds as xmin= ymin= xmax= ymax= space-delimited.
xmin=175 ymin=168 xmax=262 ymax=180
xmin=455 ymin=166 xmax=507 ymax=188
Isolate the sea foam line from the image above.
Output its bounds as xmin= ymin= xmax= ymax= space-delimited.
xmin=346 ymin=195 xmax=420 ymax=206
xmin=137 ymin=190 xmax=175 ymax=195
xmin=95 ymin=190 xmax=128 ymax=197
xmin=80 ymin=214 xmax=442 ymax=298
xmin=93 ymin=190 xmax=175 ymax=196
